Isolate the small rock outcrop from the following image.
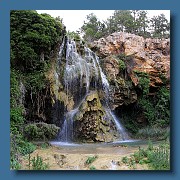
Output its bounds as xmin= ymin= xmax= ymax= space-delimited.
xmin=74 ymin=91 xmax=119 ymax=142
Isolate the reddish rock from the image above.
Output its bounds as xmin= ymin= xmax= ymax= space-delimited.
xmin=91 ymin=32 xmax=170 ymax=88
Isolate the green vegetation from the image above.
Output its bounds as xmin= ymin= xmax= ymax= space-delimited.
xmin=10 ymin=10 xmax=63 ymax=169
xmin=134 ymin=71 xmax=150 ymax=95
xmin=10 ymin=132 xmax=36 ymax=169
xmin=122 ymin=156 xmax=136 ymax=169
xmin=85 ymin=155 xmax=98 ymax=165
xmin=24 ymin=122 xmax=60 ymax=141
xmin=120 ymin=68 xmax=170 ymax=139
xmin=138 ymin=86 xmax=170 ymax=128
xmin=136 ymin=127 xmax=170 ymax=140
xmin=40 ymin=142 xmax=51 ymax=149
xmin=30 ymin=154 xmax=49 ymax=170
xmin=80 ymin=10 xmax=169 ymax=42
xmin=81 ymin=13 xmax=106 ymax=42
xmin=89 ymin=165 xmax=97 ymax=170
xmin=121 ymin=141 xmax=170 ymax=170
xmin=67 ymin=31 xmax=81 ymax=42
xmin=118 ymin=59 xmax=126 ymax=71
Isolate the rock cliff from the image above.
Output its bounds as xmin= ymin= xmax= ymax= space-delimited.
xmin=91 ymin=32 xmax=170 ymax=109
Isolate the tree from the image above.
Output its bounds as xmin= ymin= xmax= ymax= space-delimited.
xmin=150 ymin=14 xmax=169 ymax=38
xmin=81 ymin=13 xmax=105 ymax=42
xmin=10 ymin=10 xmax=63 ymax=72
xmin=136 ymin=10 xmax=150 ymax=37
xmin=111 ymin=10 xmax=134 ymax=33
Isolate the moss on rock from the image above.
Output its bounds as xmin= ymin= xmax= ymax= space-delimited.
xmin=74 ymin=91 xmax=119 ymax=142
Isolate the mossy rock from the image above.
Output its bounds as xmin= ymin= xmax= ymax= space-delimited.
xmin=24 ymin=122 xmax=60 ymax=141
xmin=74 ymin=91 xmax=119 ymax=142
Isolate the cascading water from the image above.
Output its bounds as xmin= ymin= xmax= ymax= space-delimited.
xmin=93 ymin=52 xmax=129 ymax=140
xmin=56 ymin=38 xmax=129 ymax=143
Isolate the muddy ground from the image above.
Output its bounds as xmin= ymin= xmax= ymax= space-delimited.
xmin=20 ymin=144 xmax=149 ymax=170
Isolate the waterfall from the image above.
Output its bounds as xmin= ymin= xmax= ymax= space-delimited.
xmin=56 ymin=38 xmax=129 ymax=143
xmin=105 ymin=109 xmax=129 ymax=140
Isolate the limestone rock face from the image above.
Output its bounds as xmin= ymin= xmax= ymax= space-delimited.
xmin=91 ymin=32 xmax=170 ymax=88
xmin=102 ymin=55 xmax=137 ymax=109
xmin=74 ymin=91 xmax=119 ymax=142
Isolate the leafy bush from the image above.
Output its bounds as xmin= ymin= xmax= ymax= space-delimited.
xmin=138 ymin=86 xmax=170 ymax=127
xmin=10 ymin=133 xmax=36 ymax=169
xmin=85 ymin=155 xmax=98 ymax=165
xmin=155 ymin=87 xmax=170 ymax=126
xmin=10 ymin=157 xmax=21 ymax=170
xmin=133 ymin=147 xmax=147 ymax=163
xmin=18 ymin=141 xmax=36 ymax=156
xmin=24 ymin=122 xmax=60 ymax=141
xmin=40 ymin=142 xmax=50 ymax=149
xmin=134 ymin=71 xmax=150 ymax=95
xmin=10 ymin=107 xmax=25 ymax=130
xmin=122 ymin=156 xmax=129 ymax=164
xmin=121 ymin=156 xmax=136 ymax=169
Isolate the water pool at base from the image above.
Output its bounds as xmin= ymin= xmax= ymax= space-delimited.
xmin=49 ymin=140 xmax=161 ymax=155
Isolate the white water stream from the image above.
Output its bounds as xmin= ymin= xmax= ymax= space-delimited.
xmin=56 ymin=39 xmax=129 ymax=143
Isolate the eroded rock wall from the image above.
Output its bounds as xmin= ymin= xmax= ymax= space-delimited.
xmin=91 ymin=32 xmax=170 ymax=109
xmin=74 ymin=91 xmax=119 ymax=142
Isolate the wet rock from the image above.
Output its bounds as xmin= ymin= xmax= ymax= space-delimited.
xmin=91 ymin=32 xmax=170 ymax=109
xmin=74 ymin=91 xmax=119 ymax=142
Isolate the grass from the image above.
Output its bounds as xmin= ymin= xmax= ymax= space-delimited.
xmin=121 ymin=140 xmax=170 ymax=170
xmin=136 ymin=126 xmax=170 ymax=140
xmin=27 ymin=154 xmax=49 ymax=170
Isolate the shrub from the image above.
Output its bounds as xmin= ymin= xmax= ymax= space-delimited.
xmin=18 ymin=141 xmax=36 ymax=156
xmin=89 ymin=165 xmax=97 ymax=170
xmin=40 ymin=142 xmax=50 ymax=149
xmin=147 ymin=146 xmax=170 ymax=170
xmin=121 ymin=156 xmax=136 ymax=169
xmin=10 ymin=133 xmax=36 ymax=169
xmin=134 ymin=71 xmax=150 ymax=95
xmin=31 ymin=154 xmax=49 ymax=170
xmin=121 ymin=141 xmax=170 ymax=170
xmin=10 ymin=157 xmax=21 ymax=170
xmin=85 ymin=155 xmax=98 ymax=165
xmin=138 ymin=86 xmax=170 ymax=127
xmin=122 ymin=156 xmax=129 ymax=164
xmin=24 ymin=122 xmax=60 ymax=141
